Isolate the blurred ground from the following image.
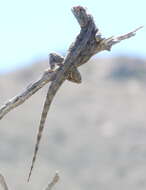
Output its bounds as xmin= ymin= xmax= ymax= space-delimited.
xmin=0 ymin=56 xmax=146 ymax=190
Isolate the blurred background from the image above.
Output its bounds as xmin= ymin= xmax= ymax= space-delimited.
xmin=0 ymin=0 xmax=146 ymax=189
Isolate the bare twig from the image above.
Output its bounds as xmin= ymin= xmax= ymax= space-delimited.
xmin=0 ymin=174 xmax=9 ymax=190
xmin=0 ymin=70 xmax=55 ymax=120
xmin=0 ymin=172 xmax=59 ymax=190
xmin=98 ymin=26 xmax=144 ymax=51
xmin=45 ymin=172 xmax=59 ymax=190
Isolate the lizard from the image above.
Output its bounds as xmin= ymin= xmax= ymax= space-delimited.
xmin=27 ymin=6 xmax=97 ymax=182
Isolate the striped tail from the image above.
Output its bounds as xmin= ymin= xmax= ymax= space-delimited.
xmin=27 ymin=78 xmax=65 ymax=182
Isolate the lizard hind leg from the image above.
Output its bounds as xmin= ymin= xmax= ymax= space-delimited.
xmin=67 ymin=67 xmax=82 ymax=84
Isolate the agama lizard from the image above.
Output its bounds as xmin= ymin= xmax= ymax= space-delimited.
xmin=27 ymin=6 xmax=98 ymax=181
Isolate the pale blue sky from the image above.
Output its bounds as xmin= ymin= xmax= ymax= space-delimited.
xmin=0 ymin=0 xmax=145 ymax=73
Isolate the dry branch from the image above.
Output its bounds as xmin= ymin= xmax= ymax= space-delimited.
xmin=0 ymin=24 xmax=142 ymax=120
xmin=0 ymin=70 xmax=55 ymax=119
xmin=0 ymin=174 xmax=9 ymax=190
xmin=0 ymin=4 xmax=143 ymax=185
xmin=45 ymin=172 xmax=59 ymax=190
xmin=0 ymin=172 xmax=59 ymax=190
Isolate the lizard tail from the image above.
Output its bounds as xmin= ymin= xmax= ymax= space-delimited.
xmin=27 ymin=78 xmax=65 ymax=182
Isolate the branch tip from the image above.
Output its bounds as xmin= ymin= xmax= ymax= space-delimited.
xmin=99 ymin=26 xmax=143 ymax=51
xmin=45 ymin=172 xmax=60 ymax=190
xmin=133 ymin=25 xmax=144 ymax=33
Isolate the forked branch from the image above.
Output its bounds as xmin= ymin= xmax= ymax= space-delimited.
xmin=0 ymin=172 xmax=59 ymax=190
xmin=0 ymin=16 xmax=142 ymax=120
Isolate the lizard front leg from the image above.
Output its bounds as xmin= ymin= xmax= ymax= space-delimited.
xmin=49 ymin=53 xmax=64 ymax=70
xmin=49 ymin=53 xmax=82 ymax=83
